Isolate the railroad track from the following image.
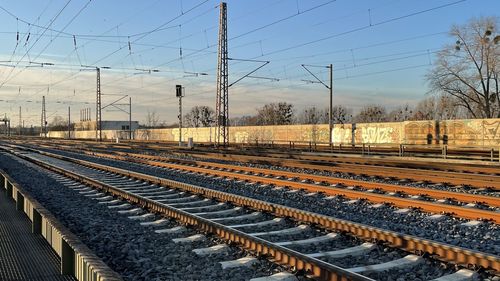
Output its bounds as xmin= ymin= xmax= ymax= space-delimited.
xmin=169 ymin=150 xmax=500 ymax=189
xmin=11 ymin=138 xmax=500 ymax=172
xmin=43 ymin=137 xmax=499 ymax=162
xmin=167 ymin=149 xmax=500 ymax=176
xmin=13 ymin=138 xmax=500 ymax=189
xmin=1 ymin=146 xmax=498 ymax=281
xmin=98 ymin=141 xmax=500 ymax=174
xmin=17 ymin=142 xmax=499 ymax=223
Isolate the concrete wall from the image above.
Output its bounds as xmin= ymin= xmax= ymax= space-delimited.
xmin=48 ymin=118 xmax=500 ymax=146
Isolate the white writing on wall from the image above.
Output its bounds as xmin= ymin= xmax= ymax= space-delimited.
xmin=361 ymin=127 xmax=394 ymax=143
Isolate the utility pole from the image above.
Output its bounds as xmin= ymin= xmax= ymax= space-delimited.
xmin=329 ymin=64 xmax=333 ymax=146
xmin=18 ymin=106 xmax=21 ymax=135
xmin=2 ymin=114 xmax=10 ymax=136
xmin=301 ymin=64 xmax=334 ymax=147
xmin=129 ymin=97 xmax=132 ymax=140
xmin=41 ymin=96 xmax=47 ymax=138
xmin=68 ymin=106 xmax=71 ymax=139
xmin=176 ymin=85 xmax=184 ymax=147
xmin=96 ymin=67 xmax=102 ymax=142
xmin=215 ymin=2 xmax=229 ymax=147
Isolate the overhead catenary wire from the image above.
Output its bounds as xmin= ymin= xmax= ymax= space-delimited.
xmin=0 ymin=0 xmax=74 ymax=89
xmin=252 ymin=0 xmax=467 ymax=58
xmin=9 ymin=0 xmax=212 ymax=102
xmin=0 ymin=0 xmax=471 ymax=125
xmin=2 ymin=0 xmax=93 ymax=90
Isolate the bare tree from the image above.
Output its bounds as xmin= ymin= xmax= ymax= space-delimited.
xmin=184 ymin=106 xmax=201 ymax=128
xmin=354 ymin=105 xmax=387 ymax=123
xmin=427 ymin=16 xmax=499 ymax=118
xmin=435 ymin=95 xmax=468 ymax=120
xmin=388 ymin=104 xmax=413 ymax=121
xmin=412 ymin=96 xmax=438 ymax=120
xmin=145 ymin=111 xmax=159 ymax=128
xmin=298 ymin=106 xmax=323 ymax=124
xmin=48 ymin=116 xmax=67 ymax=130
xmin=412 ymin=96 xmax=469 ymax=120
xmin=184 ymin=106 xmax=215 ymax=128
xmin=256 ymin=102 xmax=294 ymax=125
xmin=332 ymin=105 xmax=352 ymax=124
xmin=230 ymin=115 xmax=259 ymax=126
xmin=200 ymin=106 xmax=215 ymax=127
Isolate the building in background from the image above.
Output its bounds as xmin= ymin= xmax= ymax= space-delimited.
xmin=74 ymin=120 xmax=139 ymax=131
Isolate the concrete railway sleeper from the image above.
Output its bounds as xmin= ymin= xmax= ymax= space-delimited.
xmin=1 ymin=146 xmax=499 ymax=278
xmin=22 ymin=140 xmax=500 ymax=197
xmin=27 ymin=140 xmax=500 ymax=190
xmin=123 ymin=150 xmax=500 ymax=190
xmin=0 ymin=153 xmax=296 ymax=281
xmin=11 ymin=139 xmax=500 ymax=180
xmin=4 ymin=143 xmax=499 ymax=254
xmin=20 ymin=143 xmax=499 ymax=223
xmin=1 ymin=149 xmax=371 ymax=281
xmin=87 ymin=150 xmax=500 ymax=207
xmin=14 ymin=137 xmax=500 ymax=163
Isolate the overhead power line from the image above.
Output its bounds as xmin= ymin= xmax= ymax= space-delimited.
xmin=229 ymin=0 xmax=337 ymax=41
xmin=261 ymin=0 xmax=467 ymax=57
xmin=0 ymin=0 xmax=74 ymax=89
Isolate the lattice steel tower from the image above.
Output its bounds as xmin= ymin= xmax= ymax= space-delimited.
xmin=96 ymin=67 xmax=102 ymax=142
xmin=215 ymin=2 xmax=228 ymax=146
xmin=41 ymin=96 xmax=47 ymax=137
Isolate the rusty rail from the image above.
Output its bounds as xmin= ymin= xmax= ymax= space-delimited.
xmin=3 ymin=148 xmax=370 ymax=281
xmin=9 ymin=140 xmax=499 ymax=222
xmin=45 ymin=148 xmax=499 ymax=223
xmin=119 ymin=152 xmax=500 ymax=207
xmin=14 ymin=138 xmax=500 ymax=189
xmin=175 ymin=151 xmax=500 ymax=189
xmin=4 ymin=145 xmax=499 ymax=274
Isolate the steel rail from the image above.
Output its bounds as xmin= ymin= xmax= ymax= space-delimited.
xmin=107 ymin=151 xmax=500 ymax=207
xmin=98 ymin=138 xmax=498 ymax=159
xmin=8 ymin=140 xmax=499 ymax=221
xmin=177 ymin=150 xmax=500 ymax=175
xmin=4 ymin=146 xmax=499 ymax=274
xmin=58 ymin=140 xmax=497 ymax=187
xmin=112 ymin=155 xmax=500 ymax=223
xmin=169 ymin=151 xmax=500 ymax=188
xmin=11 ymin=138 xmax=500 ymax=179
xmin=2 ymin=147 xmax=371 ymax=281
xmin=11 ymin=138 xmax=500 ymax=190
xmin=112 ymin=138 xmax=497 ymax=158
xmin=48 ymin=140 xmax=500 ymax=181
xmin=41 ymin=147 xmax=499 ymax=223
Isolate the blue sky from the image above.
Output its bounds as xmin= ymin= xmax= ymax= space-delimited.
xmin=0 ymin=0 xmax=498 ymax=126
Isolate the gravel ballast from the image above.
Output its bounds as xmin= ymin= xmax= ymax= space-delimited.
xmin=34 ymin=147 xmax=499 ymax=255
xmin=0 ymin=152 xmax=291 ymax=281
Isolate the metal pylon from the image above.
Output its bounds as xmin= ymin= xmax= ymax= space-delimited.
xmin=96 ymin=67 xmax=102 ymax=141
xmin=215 ymin=2 xmax=228 ymax=147
xmin=41 ymin=96 xmax=46 ymax=137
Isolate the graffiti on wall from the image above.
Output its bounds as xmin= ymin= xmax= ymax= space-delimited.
xmin=233 ymin=131 xmax=249 ymax=143
xmin=47 ymin=118 xmax=500 ymax=145
xmin=361 ymin=127 xmax=395 ymax=143
xmin=301 ymin=126 xmax=329 ymax=143
xmin=484 ymin=121 xmax=500 ymax=140
xmin=332 ymin=127 xmax=351 ymax=144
